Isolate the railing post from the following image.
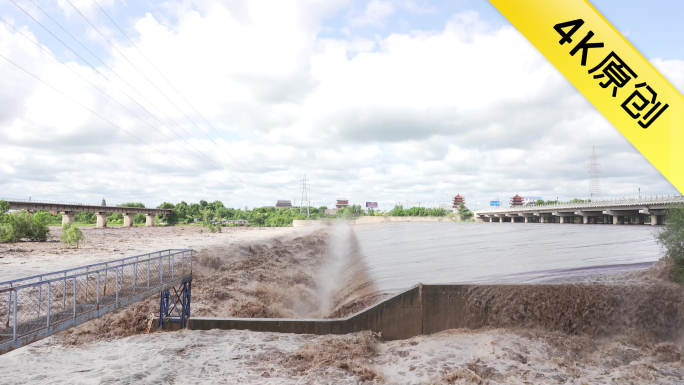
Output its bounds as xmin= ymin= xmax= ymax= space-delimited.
xmin=96 ymin=272 xmax=100 ymax=305
xmin=159 ymin=257 xmax=163 ymax=284
xmin=85 ymin=266 xmax=89 ymax=302
xmin=46 ymin=283 xmax=51 ymax=327
xmin=172 ymin=254 xmax=175 ymax=280
xmin=147 ymin=259 xmax=150 ymax=289
xmin=182 ymin=252 xmax=185 ymax=275
xmin=5 ymin=290 xmax=10 ymax=328
xmin=63 ymin=272 xmax=67 ymax=309
xmin=72 ymin=278 xmax=76 ymax=318
xmin=133 ymin=257 xmax=138 ymax=293
xmin=37 ymin=277 xmax=42 ymax=318
xmin=13 ymin=290 xmax=17 ymax=341
xmin=115 ymin=267 xmax=119 ymax=303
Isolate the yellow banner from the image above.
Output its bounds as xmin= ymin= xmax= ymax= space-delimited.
xmin=489 ymin=0 xmax=683 ymax=193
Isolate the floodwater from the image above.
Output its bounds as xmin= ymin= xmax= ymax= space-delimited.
xmin=352 ymin=222 xmax=662 ymax=294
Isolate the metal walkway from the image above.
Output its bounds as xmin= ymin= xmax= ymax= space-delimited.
xmin=0 ymin=249 xmax=193 ymax=355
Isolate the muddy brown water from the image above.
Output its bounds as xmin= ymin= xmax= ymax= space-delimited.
xmin=351 ymin=222 xmax=662 ymax=294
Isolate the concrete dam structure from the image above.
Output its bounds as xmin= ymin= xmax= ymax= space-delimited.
xmin=474 ymin=195 xmax=684 ymax=225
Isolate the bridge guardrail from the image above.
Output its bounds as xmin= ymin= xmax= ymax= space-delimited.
xmin=0 ymin=198 xmax=103 ymax=207
xmin=0 ymin=249 xmax=192 ymax=350
xmin=476 ymin=195 xmax=684 ymax=214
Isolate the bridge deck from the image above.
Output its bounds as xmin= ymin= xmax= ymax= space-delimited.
xmin=0 ymin=249 xmax=192 ymax=355
xmin=1 ymin=198 xmax=172 ymax=215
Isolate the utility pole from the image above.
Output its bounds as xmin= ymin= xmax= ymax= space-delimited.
xmin=300 ymin=175 xmax=310 ymax=218
xmin=588 ymin=146 xmax=602 ymax=202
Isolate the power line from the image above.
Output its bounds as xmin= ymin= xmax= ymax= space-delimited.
xmin=0 ymin=53 xmax=239 ymax=191
xmin=12 ymin=1 xmax=273 ymax=196
xmin=69 ymin=0 xmax=276 ymax=190
xmin=300 ymin=174 xmax=310 ymax=217
xmin=94 ymin=0 xmax=275 ymax=182
xmin=0 ymin=16 xmax=222 ymax=171
xmin=588 ymin=146 xmax=602 ymax=202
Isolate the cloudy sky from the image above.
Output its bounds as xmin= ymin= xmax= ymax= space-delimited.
xmin=1 ymin=0 xmax=682 ymax=210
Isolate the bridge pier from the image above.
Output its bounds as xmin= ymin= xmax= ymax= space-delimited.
xmin=60 ymin=211 xmax=75 ymax=226
xmin=651 ymin=215 xmax=661 ymax=225
xmin=96 ymin=212 xmax=108 ymax=228
xmin=613 ymin=215 xmax=620 ymax=225
xmin=123 ymin=214 xmax=135 ymax=227
xmin=145 ymin=214 xmax=155 ymax=227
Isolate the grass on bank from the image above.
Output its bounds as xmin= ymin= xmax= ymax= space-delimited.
xmin=656 ymin=204 xmax=684 ymax=284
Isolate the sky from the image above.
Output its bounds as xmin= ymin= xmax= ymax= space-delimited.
xmin=0 ymin=0 xmax=682 ymax=210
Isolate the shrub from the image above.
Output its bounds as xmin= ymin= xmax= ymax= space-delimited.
xmin=458 ymin=204 xmax=473 ymax=221
xmin=61 ymin=222 xmax=85 ymax=248
xmin=202 ymin=221 xmax=222 ymax=233
xmin=656 ymin=205 xmax=684 ymax=284
xmin=1 ymin=210 xmax=50 ymax=243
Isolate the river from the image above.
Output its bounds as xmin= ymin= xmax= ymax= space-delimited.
xmin=352 ymin=222 xmax=661 ymax=294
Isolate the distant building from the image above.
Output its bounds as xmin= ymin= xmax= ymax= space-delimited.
xmin=223 ymin=219 xmax=249 ymax=225
xmin=452 ymin=194 xmax=466 ymax=209
xmin=325 ymin=208 xmax=338 ymax=215
xmin=336 ymin=199 xmax=349 ymax=209
xmin=275 ymin=200 xmax=292 ymax=208
xmin=510 ymin=194 xmax=524 ymax=207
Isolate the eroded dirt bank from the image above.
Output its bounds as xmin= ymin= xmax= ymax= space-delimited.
xmin=3 ymin=224 xmax=684 ymax=383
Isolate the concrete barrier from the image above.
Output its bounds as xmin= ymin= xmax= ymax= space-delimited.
xmin=185 ymin=285 xmax=469 ymax=340
xmin=182 ymin=283 xmax=684 ymax=340
xmin=188 ymin=285 xmax=422 ymax=340
xmin=355 ymin=216 xmax=458 ymax=225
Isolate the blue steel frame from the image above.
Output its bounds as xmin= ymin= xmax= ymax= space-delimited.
xmin=159 ymin=277 xmax=192 ymax=329
xmin=1 ymin=249 xmax=193 ymax=355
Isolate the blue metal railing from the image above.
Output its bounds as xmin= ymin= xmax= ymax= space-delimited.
xmin=0 ymin=249 xmax=192 ymax=354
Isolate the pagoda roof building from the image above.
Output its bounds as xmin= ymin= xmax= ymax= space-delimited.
xmin=452 ymin=194 xmax=466 ymax=208
xmin=510 ymin=194 xmax=524 ymax=207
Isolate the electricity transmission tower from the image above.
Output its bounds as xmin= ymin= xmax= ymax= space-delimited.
xmin=300 ymin=175 xmax=310 ymax=217
xmin=588 ymin=146 xmax=602 ymax=202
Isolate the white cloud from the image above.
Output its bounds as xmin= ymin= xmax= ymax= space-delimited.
xmin=350 ymin=0 xmax=394 ymax=27
xmin=0 ymin=2 xmax=680 ymax=209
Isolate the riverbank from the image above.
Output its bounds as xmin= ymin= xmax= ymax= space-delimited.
xmin=2 ymin=223 xmax=684 ymax=383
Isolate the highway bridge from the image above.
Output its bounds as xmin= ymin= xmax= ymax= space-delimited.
xmin=0 ymin=249 xmax=192 ymax=355
xmin=474 ymin=195 xmax=684 ymax=224
xmin=1 ymin=198 xmax=173 ymax=227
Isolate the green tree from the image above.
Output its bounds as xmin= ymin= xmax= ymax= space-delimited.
xmin=348 ymin=204 xmax=363 ymax=215
xmin=388 ymin=205 xmax=406 ymax=217
xmin=61 ymin=222 xmax=85 ymax=248
xmin=118 ymin=202 xmax=146 ymax=208
xmin=1 ymin=210 xmax=50 ymax=243
xmin=34 ymin=211 xmax=60 ymax=226
xmin=74 ymin=212 xmax=97 ymax=224
xmin=458 ymin=204 xmax=473 ymax=221
xmin=656 ymin=205 xmax=684 ymax=284
xmin=0 ymin=200 xmax=10 ymax=222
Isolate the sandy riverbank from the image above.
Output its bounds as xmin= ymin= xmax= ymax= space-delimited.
xmin=0 ymin=225 xmax=307 ymax=281
xmin=2 ymin=224 xmax=684 ymax=383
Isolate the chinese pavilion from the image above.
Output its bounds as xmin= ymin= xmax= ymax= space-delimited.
xmin=452 ymin=194 xmax=466 ymax=208
xmin=336 ymin=199 xmax=349 ymax=209
xmin=510 ymin=194 xmax=524 ymax=207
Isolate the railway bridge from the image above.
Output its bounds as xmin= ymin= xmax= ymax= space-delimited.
xmin=0 ymin=250 xmax=192 ymax=355
xmin=474 ymin=195 xmax=684 ymax=224
xmin=1 ymin=198 xmax=172 ymax=228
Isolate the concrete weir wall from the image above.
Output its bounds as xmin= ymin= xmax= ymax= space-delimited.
xmin=353 ymin=216 xmax=458 ymax=225
xmin=187 ymin=285 xmax=476 ymax=340
xmin=186 ymin=283 xmax=684 ymax=340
